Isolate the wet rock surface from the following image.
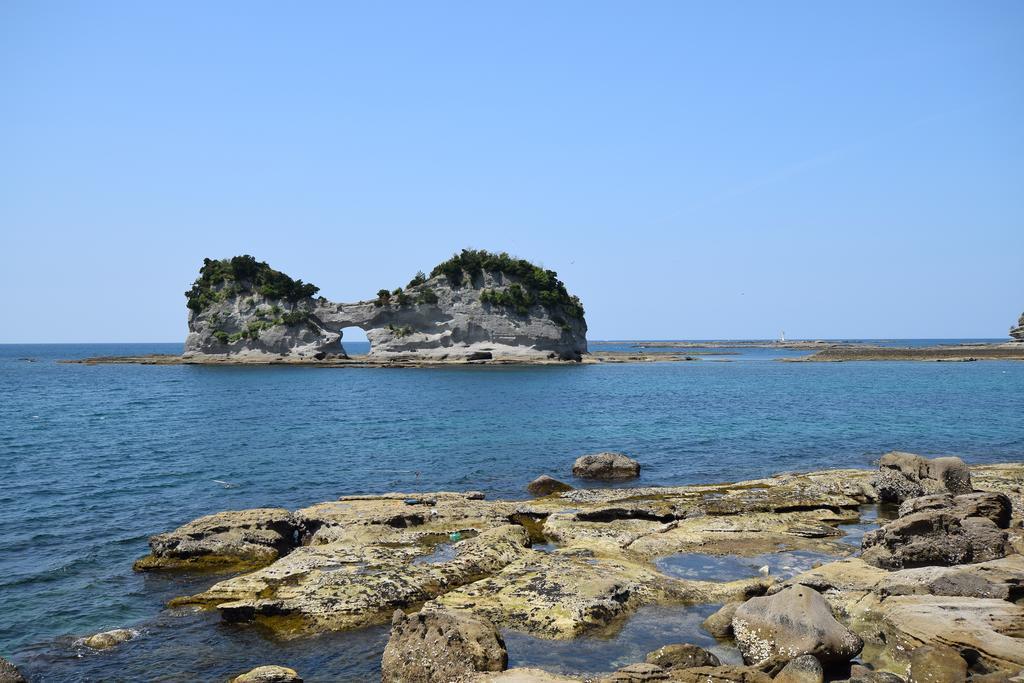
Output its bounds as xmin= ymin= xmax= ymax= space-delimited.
xmin=229 ymin=665 xmax=303 ymax=683
xmin=528 ymin=475 xmax=574 ymax=497
xmin=0 ymin=657 xmax=26 ymax=683
xmin=381 ymin=608 xmax=507 ymax=682
xmin=644 ymin=643 xmax=721 ymax=670
xmin=81 ymin=628 xmax=137 ymax=650
xmin=131 ymin=459 xmax=1024 ymax=680
xmin=773 ymin=655 xmax=824 ymax=683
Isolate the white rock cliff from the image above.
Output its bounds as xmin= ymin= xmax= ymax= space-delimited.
xmin=182 ymin=251 xmax=588 ymax=362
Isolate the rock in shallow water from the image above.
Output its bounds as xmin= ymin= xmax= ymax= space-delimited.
xmin=82 ymin=628 xmax=137 ymax=650
xmin=0 ymin=657 xmax=26 ymax=683
xmin=572 ymin=452 xmax=641 ymax=480
xmin=702 ymin=601 xmax=741 ymax=639
xmin=229 ymin=665 xmax=303 ymax=683
xmin=644 ymin=643 xmax=721 ymax=670
xmin=732 ymin=585 xmax=863 ymax=667
xmin=527 ymin=475 xmax=574 ymax=497
xmin=381 ymin=608 xmax=507 ymax=682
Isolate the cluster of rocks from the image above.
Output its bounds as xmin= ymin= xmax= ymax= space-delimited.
xmin=527 ymin=452 xmax=641 ymax=496
xmin=119 ymin=454 xmax=1023 ymax=682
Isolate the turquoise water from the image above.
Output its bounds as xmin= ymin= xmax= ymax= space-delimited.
xmin=2 ymin=342 xmax=1022 ymax=681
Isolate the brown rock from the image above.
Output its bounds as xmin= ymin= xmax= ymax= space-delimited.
xmin=230 ymin=666 xmax=303 ymax=683
xmin=0 ymin=657 xmax=26 ymax=683
xmin=572 ymin=452 xmax=641 ymax=480
xmin=645 ymin=643 xmax=721 ymax=670
xmin=527 ymin=475 xmax=574 ymax=497
xmin=666 ymin=665 xmax=772 ymax=683
xmin=908 ymin=645 xmax=967 ymax=683
xmin=703 ymin=602 xmax=741 ymax=639
xmin=774 ymin=655 xmax=824 ymax=683
xmin=381 ymin=608 xmax=507 ymax=683
xmin=82 ymin=628 xmax=137 ymax=650
xmin=606 ymin=662 xmax=670 ymax=681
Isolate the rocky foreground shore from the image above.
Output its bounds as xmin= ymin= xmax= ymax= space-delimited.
xmin=43 ymin=454 xmax=1021 ymax=683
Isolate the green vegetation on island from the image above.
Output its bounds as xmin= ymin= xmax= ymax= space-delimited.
xmin=431 ymin=249 xmax=584 ymax=319
xmin=186 ymin=255 xmax=319 ymax=313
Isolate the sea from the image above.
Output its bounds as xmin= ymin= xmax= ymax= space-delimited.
xmin=2 ymin=341 xmax=1022 ymax=681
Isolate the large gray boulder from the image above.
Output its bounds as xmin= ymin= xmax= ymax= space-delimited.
xmin=572 ymin=452 xmax=640 ymax=480
xmin=732 ymin=585 xmax=863 ymax=667
xmin=872 ymin=453 xmax=972 ymax=503
xmin=381 ymin=608 xmax=507 ymax=682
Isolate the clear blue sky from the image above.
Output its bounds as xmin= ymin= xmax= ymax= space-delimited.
xmin=2 ymin=1 xmax=1022 ymax=342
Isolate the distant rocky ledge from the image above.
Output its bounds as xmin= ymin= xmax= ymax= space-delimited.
xmin=125 ymin=454 xmax=1023 ymax=682
xmin=182 ymin=250 xmax=588 ymax=363
xmin=794 ymin=343 xmax=1024 ymax=362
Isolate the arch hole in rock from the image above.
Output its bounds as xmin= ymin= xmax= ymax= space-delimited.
xmin=338 ymin=326 xmax=370 ymax=357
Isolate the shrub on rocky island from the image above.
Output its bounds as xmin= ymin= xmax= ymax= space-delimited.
xmin=186 ymin=255 xmax=319 ymax=313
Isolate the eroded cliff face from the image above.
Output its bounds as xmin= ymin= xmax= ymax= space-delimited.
xmin=1011 ymin=312 xmax=1024 ymax=342
xmin=182 ymin=252 xmax=588 ymax=362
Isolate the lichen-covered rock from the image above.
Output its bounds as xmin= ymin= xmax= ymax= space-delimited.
xmin=527 ymin=475 xmax=574 ymax=497
xmin=134 ymin=508 xmax=299 ymax=571
xmin=0 ymin=657 xmax=26 ymax=683
xmin=229 ymin=665 xmax=303 ymax=683
xmin=183 ymin=251 xmax=588 ymax=362
xmin=572 ymin=453 xmax=641 ymax=480
xmin=381 ymin=608 xmax=507 ymax=682
xmin=907 ymin=645 xmax=967 ymax=683
xmin=645 ymin=643 xmax=721 ymax=670
xmin=82 ymin=628 xmax=137 ymax=650
xmin=732 ymin=585 xmax=863 ymax=667
xmin=773 ymin=655 xmax=824 ymax=683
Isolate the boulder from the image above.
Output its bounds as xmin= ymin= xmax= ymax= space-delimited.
xmin=872 ymin=453 xmax=972 ymax=503
xmin=527 ymin=476 xmax=574 ymax=497
xmin=703 ymin=601 xmax=742 ymax=639
xmin=847 ymin=665 xmax=905 ymax=683
xmin=645 ymin=643 xmax=721 ymax=670
xmin=861 ymin=508 xmax=1008 ymax=570
xmin=572 ymin=452 xmax=641 ymax=480
xmin=907 ymin=645 xmax=967 ymax=683
xmin=82 ymin=628 xmax=137 ymax=650
xmin=773 ymin=655 xmax=824 ymax=683
xmin=381 ymin=608 xmax=507 ymax=682
xmin=0 ymin=657 xmax=26 ymax=683
xmin=230 ymin=666 xmax=303 ymax=683
xmin=732 ymin=585 xmax=863 ymax=666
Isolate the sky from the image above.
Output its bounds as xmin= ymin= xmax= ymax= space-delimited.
xmin=2 ymin=1 xmax=1022 ymax=343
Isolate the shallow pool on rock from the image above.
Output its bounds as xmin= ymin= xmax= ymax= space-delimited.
xmin=504 ymin=604 xmax=742 ymax=676
xmin=655 ymin=549 xmax=838 ymax=581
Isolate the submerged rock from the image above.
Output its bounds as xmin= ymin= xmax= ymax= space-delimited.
xmin=82 ymin=628 xmax=137 ymax=650
xmin=527 ymin=475 xmax=574 ymax=497
xmin=644 ymin=643 xmax=721 ymax=670
xmin=381 ymin=608 xmax=507 ymax=682
xmin=229 ymin=665 xmax=303 ymax=683
xmin=572 ymin=452 xmax=641 ymax=480
xmin=0 ymin=657 xmax=26 ymax=683
xmin=732 ymin=585 xmax=863 ymax=667
xmin=907 ymin=645 xmax=967 ymax=683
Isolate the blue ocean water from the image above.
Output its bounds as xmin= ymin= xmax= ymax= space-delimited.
xmin=1 ymin=342 xmax=1022 ymax=681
